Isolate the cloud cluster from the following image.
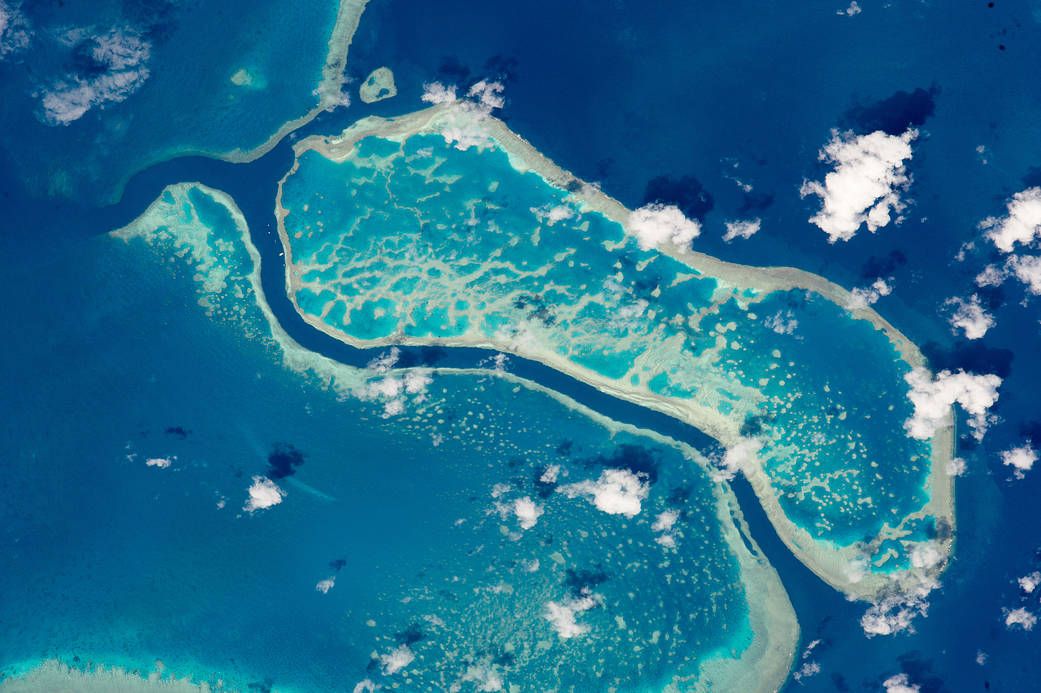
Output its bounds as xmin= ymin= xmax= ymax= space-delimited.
xmin=627 ymin=203 xmax=701 ymax=251
xmin=722 ymin=218 xmax=761 ymax=242
xmin=558 ymin=468 xmax=649 ymax=518
xmin=903 ymin=367 xmax=1002 ymax=441
xmin=40 ymin=27 xmax=152 ymax=125
xmin=945 ymin=294 xmax=995 ymax=340
xmin=243 ymin=475 xmax=285 ymax=512
xmin=422 ymin=78 xmax=506 ymax=150
xmin=544 ymin=590 xmax=601 ymax=639
xmin=861 ymin=547 xmax=942 ymax=637
xmin=0 ymin=0 xmax=31 ymax=57
xmin=974 ymin=187 xmax=1041 ymax=296
xmin=145 ymin=456 xmax=173 ymax=469
xmin=1000 ymin=443 xmax=1037 ymax=479
xmin=847 ymin=278 xmax=893 ymax=310
xmin=315 ymin=577 xmax=336 ymax=594
xmin=460 ymin=657 xmax=504 ymax=692
xmin=651 ymin=509 xmax=679 ymax=548
xmin=801 ymin=129 xmax=916 ymax=242
xmin=379 ymin=644 xmax=414 ymax=675
xmin=359 ymin=349 xmax=434 ymax=417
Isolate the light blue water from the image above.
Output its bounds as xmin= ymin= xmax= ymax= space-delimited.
xmin=0 ymin=187 xmax=777 ymax=690
xmin=279 ymin=132 xmax=933 ymax=561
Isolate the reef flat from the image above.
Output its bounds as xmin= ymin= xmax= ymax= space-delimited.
xmin=275 ymin=104 xmax=956 ymax=601
xmin=45 ymin=182 xmax=801 ymax=691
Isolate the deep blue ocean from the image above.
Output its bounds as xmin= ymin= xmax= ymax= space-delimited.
xmin=3 ymin=0 xmax=1041 ymax=690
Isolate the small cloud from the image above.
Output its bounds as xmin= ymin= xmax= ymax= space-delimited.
xmin=883 ymin=673 xmax=920 ymax=693
xmin=243 ymin=475 xmax=285 ymax=513
xmin=904 ymin=367 xmax=1002 ymax=441
xmin=145 ymin=456 xmax=174 ymax=469
xmin=1008 ymin=254 xmax=1041 ymax=295
xmin=946 ymin=294 xmax=995 ymax=340
xmin=848 ymin=277 xmax=893 ymax=310
xmin=722 ymin=218 xmax=761 ymax=242
xmin=838 ymin=1 xmax=863 ymax=16
xmin=764 ymin=310 xmax=798 ymax=335
xmin=1004 ymin=607 xmax=1037 ymax=631
xmin=627 ymin=203 xmax=701 ymax=251
xmin=315 ymin=577 xmax=336 ymax=594
xmin=379 ymin=644 xmax=414 ymax=675
xmin=513 ymin=496 xmax=544 ymax=530
xmin=945 ymin=457 xmax=967 ymax=477
xmin=980 ymin=187 xmax=1041 ymax=253
xmin=1018 ymin=571 xmax=1041 ymax=594
xmin=558 ymin=469 xmax=649 ymax=518
xmin=652 ymin=509 xmax=679 ymax=548
xmin=421 ymin=81 xmax=457 ymax=104
xmin=1000 ymin=443 xmax=1037 ymax=479
xmin=544 ymin=590 xmax=601 ymax=639
xmin=801 ymin=129 xmax=916 ymax=242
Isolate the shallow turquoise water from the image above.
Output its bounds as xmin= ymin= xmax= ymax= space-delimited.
xmin=279 ymin=132 xmax=934 ymax=559
xmin=0 ymin=187 xmax=775 ymax=691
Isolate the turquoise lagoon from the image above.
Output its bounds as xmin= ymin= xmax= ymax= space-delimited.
xmin=276 ymin=107 xmax=954 ymax=597
xmin=0 ymin=0 xmax=364 ymax=203
xmin=0 ymin=184 xmax=796 ymax=690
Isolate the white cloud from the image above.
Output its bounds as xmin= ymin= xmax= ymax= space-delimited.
xmin=652 ymin=509 xmax=680 ymax=548
xmin=714 ymin=438 xmax=762 ymax=481
xmin=421 ymin=81 xmax=458 ymax=104
xmin=467 ymin=79 xmax=505 ymax=110
xmin=1018 ymin=571 xmax=1041 ymax=594
xmin=946 ymin=295 xmax=995 ymax=339
xmin=545 ymin=590 xmax=601 ymax=639
xmin=460 ymin=657 xmax=504 ymax=692
xmin=883 ymin=674 xmax=920 ymax=693
xmin=540 ymin=464 xmax=560 ymax=484
xmin=627 ymin=203 xmax=701 ymax=251
xmin=513 ymin=496 xmax=543 ymax=530
xmin=903 ymin=367 xmax=1002 ymax=441
xmin=243 ymin=475 xmax=285 ymax=512
xmin=801 ymin=128 xmax=916 ymax=242
xmin=764 ymin=310 xmax=798 ymax=335
xmin=861 ymin=576 xmax=937 ymax=636
xmin=847 ymin=278 xmax=893 ymax=310
xmin=315 ymin=577 xmax=336 ymax=594
xmin=945 ymin=457 xmax=967 ymax=477
xmin=0 ymin=0 xmax=31 ymax=57
xmin=379 ymin=644 xmax=414 ymax=675
xmin=1005 ymin=607 xmax=1037 ymax=631
xmin=980 ymin=187 xmax=1041 ymax=253
xmin=722 ymin=218 xmax=761 ymax=242
xmin=145 ymin=456 xmax=173 ymax=469
xmin=424 ymin=79 xmax=506 ymax=151
xmin=558 ymin=468 xmax=649 ymax=518
xmin=532 ymin=204 xmax=575 ymax=226
xmin=975 ymin=263 xmax=1007 ymax=288
xmin=1001 ymin=443 xmax=1037 ymax=479
xmin=352 ymin=680 xmax=378 ymax=693
xmin=40 ymin=27 xmax=151 ymax=125
xmin=838 ymin=1 xmax=863 ymax=17
xmin=1008 ymin=254 xmax=1041 ymax=295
